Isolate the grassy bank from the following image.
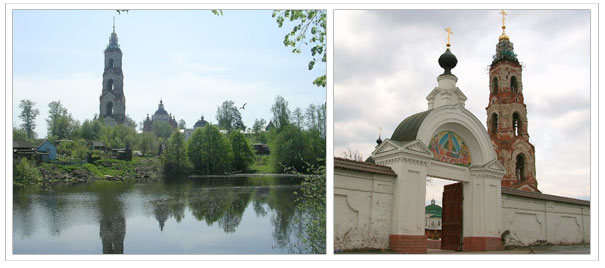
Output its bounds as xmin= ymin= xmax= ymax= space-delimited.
xmin=14 ymin=156 xmax=162 ymax=186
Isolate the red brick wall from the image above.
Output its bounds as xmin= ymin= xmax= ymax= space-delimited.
xmin=463 ymin=237 xmax=504 ymax=251
xmin=389 ymin=235 xmax=427 ymax=254
xmin=426 ymin=239 xmax=441 ymax=249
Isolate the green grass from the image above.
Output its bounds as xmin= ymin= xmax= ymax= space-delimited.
xmin=248 ymin=155 xmax=274 ymax=173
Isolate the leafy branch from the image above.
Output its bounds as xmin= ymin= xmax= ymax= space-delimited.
xmin=273 ymin=10 xmax=327 ymax=87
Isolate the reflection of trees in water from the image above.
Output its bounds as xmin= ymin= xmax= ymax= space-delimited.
xmin=265 ymin=186 xmax=301 ymax=248
xmin=252 ymin=187 xmax=270 ymax=217
xmin=144 ymin=180 xmax=302 ymax=248
xmin=13 ymin=187 xmax=37 ymax=238
xmin=92 ymin=182 xmax=131 ymax=254
xmin=187 ymin=188 xmax=252 ymax=233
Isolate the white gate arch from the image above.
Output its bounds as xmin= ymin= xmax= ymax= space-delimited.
xmin=371 ymin=72 xmax=506 ymax=253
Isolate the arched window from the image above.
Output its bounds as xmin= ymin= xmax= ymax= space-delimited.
xmin=107 ymin=79 xmax=114 ymax=91
xmin=109 ymin=58 xmax=115 ymax=68
xmin=492 ymin=77 xmax=498 ymax=94
xmin=511 ymin=76 xmax=518 ymax=92
xmin=515 ymin=154 xmax=526 ymax=182
xmin=513 ymin=112 xmax=522 ymax=136
xmin=106 ymin=102 xmax=113 ymax=116
xmin=491 ymin=113 xmax=498 ymax=135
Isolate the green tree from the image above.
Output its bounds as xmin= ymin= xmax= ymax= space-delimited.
xmin=18 ymin=99 xmax=39 ymax=139
xmin=272 ymin=10 xmax=326 ymax=87
xmin=188 ymin=125 xmax=232 ymax=175
xmin=272 ymin=124 xmax=306 ymax=173
xmin=178 ymin=119 xmax=187 ymax=130
xmin=14 ymin=158 xmax=42 ymax=185
xmin=152 ymin=121 xmax=174 ymax=139
xmin=80 ymin=119 xmax=95 ymax=140
xmin=292 ymin=107 xmax=304 ymax=129
xmin=56 ymin=140 xmax=88 ymax=162
xmin=138 ymin=132 xmax=155 ymax=156
xmin=13 ymin=126 xmax=28 ymax=142
xmin=163 ymin=131 xmax=190 ymax=176
xmin=252 ymin=118 xmax=267 ymax=135
xmin=291 ymin=166 xmax=326 ymax=254
xmin=216 ymin=100 xmax=245 ymax=132
xmin=229 ymin=131 xmax=254 ymax=172
xmin=100 ymin=123 xmax=137 ymax=149
xmin=271 ymin=95 xmax=290 ymax=131
xmin=46 ymin=101 xmax=77 ymax=140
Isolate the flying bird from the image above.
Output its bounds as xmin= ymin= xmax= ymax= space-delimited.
xmin=240 ymin=103 xmax=247 ymax=110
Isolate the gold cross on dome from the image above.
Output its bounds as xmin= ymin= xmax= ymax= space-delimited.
xmin=445 ymin=27 xmax=453 ymax=47
xmin=379 ymin=126 xmax=382 ymax=137
xmin=500 ymin=10 xmax=508 ymax=28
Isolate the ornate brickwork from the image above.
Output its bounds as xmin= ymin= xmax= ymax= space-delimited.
xmin=486 ymin=33 xmax=538 ymax=192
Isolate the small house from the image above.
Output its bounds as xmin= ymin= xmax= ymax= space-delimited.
xmin=87 ymin=141 xmax=107 ymax=151
xmin=13 ymin=141 xmax=36 ymax=159
xmin=36 ymin=140 xmax=57 ymax=162
xmin=252 ymin=143 xmax=270 ymax=155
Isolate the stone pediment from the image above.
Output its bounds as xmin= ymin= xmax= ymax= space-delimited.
xmin=402 ymin=140 xmax=433 ymax=158
xmin=373 ymin=140 xmax=400 ymax=155
xmin=484 ymin=158 xmax=506 ymax=174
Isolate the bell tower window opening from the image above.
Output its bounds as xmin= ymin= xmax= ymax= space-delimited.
xmin=109 ymin=58 xmax=115 ymax=68
xmin=106 ymin=102 xmax=113 ymax=116
xmin=511 ymin=76 xmax=518 ymax=92
xmin=107 ymin=79 xmax=114 ymax=91
xmin=491 ymin=113 xmax=498 ymax=135
xmin=492 ymin=77 xmax=498 ymax=94
xmin=515 ymin=154 xmax=526 ymax=182
xmin=512 ymin=112 xmax=521 ymax=136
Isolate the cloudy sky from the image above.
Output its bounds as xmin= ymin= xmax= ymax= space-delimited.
xmin=12 ymin=10 xmax=325 ymax=135
xmin=334 ymin=9 xmax=591 ymax=204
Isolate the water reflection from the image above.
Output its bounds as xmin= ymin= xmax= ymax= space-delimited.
xmin=13 ymin=177 xmax=305 ymax=254
xmin=92 ymin=182 xmax=129 ymax=254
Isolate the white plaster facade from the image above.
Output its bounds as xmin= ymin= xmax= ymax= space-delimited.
xmin=501 ymin=191 xmax=590 ymax=246
xmin=334 ymin=167 xmax=396 ymax=250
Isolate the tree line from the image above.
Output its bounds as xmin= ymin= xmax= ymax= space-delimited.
xmin=14 ymin=95 xmax=325 ymax=176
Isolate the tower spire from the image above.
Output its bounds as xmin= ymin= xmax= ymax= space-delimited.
xmin=499 ymin=10 xmax=509 ymax=41
xmin=113 ymin=16 xmax=115 ymax=33
xmin=445 ymin=27 xmax=453 ymax=48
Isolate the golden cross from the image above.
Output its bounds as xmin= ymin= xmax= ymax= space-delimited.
xmin=500 ymin=10 xmax=508 ymax=28
xmin=445 ymin=27 xmax=453 ymax=47
xmin=379 ymin=126 xmax=382 ymax=137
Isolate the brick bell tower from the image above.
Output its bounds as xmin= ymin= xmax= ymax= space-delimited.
xmin=486 ymin=11 xmax=538 ymax=192
xmin=99 ymin=17 xmax=126 ymax=126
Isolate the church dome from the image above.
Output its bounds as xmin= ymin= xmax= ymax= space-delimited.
xmin=391 ymin=110 xmax=432 ymax=142
xmin=152 ymin=100 xmax=170 ymax=121
xmin=438 ymin=48 xmax=457 ymax=75
xmin=194 ymin=116 xmax=208 ymax=128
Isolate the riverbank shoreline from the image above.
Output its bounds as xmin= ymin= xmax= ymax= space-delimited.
xmin=189 ymin=173 xmax=310 ymax=179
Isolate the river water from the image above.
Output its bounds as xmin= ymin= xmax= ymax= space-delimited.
xmin=13 ymin=177 xmax=307 ymax=254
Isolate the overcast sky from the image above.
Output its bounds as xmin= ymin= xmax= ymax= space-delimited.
xmin=12 ymin=10 xmax=325 ymax=135
xmin=334 ymin=9 xmax=591 ymax=204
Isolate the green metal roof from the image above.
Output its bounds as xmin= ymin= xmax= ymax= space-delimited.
xmin=425 ymin=204 xmax=442 ymax=214
xmin=391 ymin=110 xmax=432 ymax=142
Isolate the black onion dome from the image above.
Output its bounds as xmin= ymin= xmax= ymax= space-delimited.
xmin=438 ymin=48 xmax=458 ymax=75
xmin=391 ymin=110 xmax=432 ymax=142
xmin=194 ymin=116 xmax=208 ymax=128
xmin=154 ymin=108 xmax=168 ymax=117
xmin=376 ymin=136 xmax=383 ymax=145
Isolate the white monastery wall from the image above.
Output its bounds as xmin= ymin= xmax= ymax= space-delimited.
xmin=501 ymin=191 xmax=589 ymax=246
xmin=334 ymin=168 xmax=395 ymax=251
